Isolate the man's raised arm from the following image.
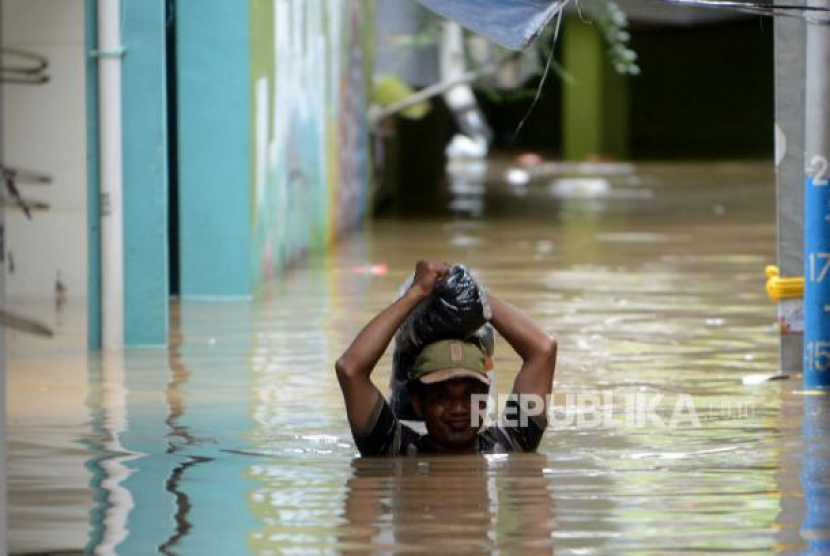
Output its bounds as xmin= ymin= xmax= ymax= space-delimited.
xmin=335 ymin=261 xmax=450 ymax=434
xmin=487 ymin=293 xmax=557 ymax=424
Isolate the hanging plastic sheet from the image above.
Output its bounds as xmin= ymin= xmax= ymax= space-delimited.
xmin=413 ymin=0 xmax=566 ymax=51
xmin=414 ymin=0 xmax=830 ymax=39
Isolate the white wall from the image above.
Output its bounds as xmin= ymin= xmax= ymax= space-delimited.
xmin=2 ymin=0 xmax=87 ymax=299
xmin=1 ymin=17 xmax=6 ymax=554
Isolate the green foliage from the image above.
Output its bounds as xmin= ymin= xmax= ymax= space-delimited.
xmin=579 ymin=0 xmax=640 ymax=75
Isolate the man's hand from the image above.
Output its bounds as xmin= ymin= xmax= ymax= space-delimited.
xmin=336 ymin=260 xmax=449 ymax=435
xmin=408 ymin=260 xmax=450 ymax=300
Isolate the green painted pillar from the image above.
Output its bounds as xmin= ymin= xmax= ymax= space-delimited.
xmin=562 ymin=16 xmax=629 ymax=161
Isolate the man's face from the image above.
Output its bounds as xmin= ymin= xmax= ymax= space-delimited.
xmin=416 ymin=378 xmax=489 ymax=452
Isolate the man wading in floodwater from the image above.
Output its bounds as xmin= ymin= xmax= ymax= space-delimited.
xmin=336 ymin=260 xmax=557 ymax=456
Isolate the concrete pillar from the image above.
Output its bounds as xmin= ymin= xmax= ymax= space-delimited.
xmin=562 ymin=16 xmax=629 ymax=161
xmin=774 ymin=18 xmax=806 ymax=376
xmin=177 ymin=0 xmax=251 ymax=298
xmin=803 ymin=0 xmax=830 ymax=388
xmin=121 ymin=0 xmax=170 ymax=346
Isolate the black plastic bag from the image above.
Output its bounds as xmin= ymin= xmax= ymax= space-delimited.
xmin=389 ymin=264 xmax=495 ymax=420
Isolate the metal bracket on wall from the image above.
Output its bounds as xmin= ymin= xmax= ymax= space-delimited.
xmin=88 ymin=47 xmax=127 ymax=59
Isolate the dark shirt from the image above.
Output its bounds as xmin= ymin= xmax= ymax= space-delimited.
xmin=352 ymin=395 xmax=545 ymax=457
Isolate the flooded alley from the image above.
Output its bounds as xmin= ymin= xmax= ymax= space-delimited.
xmin=7 ymin=162 xmax=829 ymax=555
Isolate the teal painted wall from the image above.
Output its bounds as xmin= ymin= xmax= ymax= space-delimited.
xmin=177 ymin=0 xmax=252 ymax=298
xmin=122 ymin=0 xmax=170 ymax=346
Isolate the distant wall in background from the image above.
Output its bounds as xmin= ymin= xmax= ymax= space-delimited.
xmin=628 ymin=19 xmax=774 ymax=159
xmin=445 ymin=18 xmax=774 ymax=161
xmin=250 ymin=0 xmax=373 ymax=289
xmin=1 ymin=0 xmax=87 ymax=298
xmin=375 ymin=0 xmax=438 ymax=88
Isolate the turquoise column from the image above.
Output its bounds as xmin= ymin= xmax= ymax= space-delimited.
xmin=121 ymin=0 xmax=170 ymax=346
xmin=177 ymin=0 xmax=251 ymax=298
xmin=85 ymin=0 xmax=102 ymax=349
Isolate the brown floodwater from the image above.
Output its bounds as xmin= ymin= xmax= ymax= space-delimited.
xmin=6 ymin=161 xmax=830 ymax=555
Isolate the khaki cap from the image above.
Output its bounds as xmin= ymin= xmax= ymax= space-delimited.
xmin=409 ymin=339 xmax=490 ymax=385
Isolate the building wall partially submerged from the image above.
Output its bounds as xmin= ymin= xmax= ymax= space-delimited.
xmin=79 ymin=0 xmax=375 ymax=345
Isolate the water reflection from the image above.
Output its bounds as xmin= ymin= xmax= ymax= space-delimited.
xmin=447 ymin=159 xmax=488 ymax=217
xmin=801 ymin=396 xmax=830 ymax=554
xmin=158 ymin=307 xmax=208 ymax=555
xmin=84 ymin=353 xmax=140 ymax=556
xmin=339 ymin=454 xmax=562 ymax=554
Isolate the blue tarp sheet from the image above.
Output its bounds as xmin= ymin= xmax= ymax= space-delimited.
xmin=413 ymin=0 xmax=565 ymax=51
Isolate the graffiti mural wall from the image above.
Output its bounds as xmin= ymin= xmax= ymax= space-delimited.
xmin=251 ymin=0 xmax=373 ymax=288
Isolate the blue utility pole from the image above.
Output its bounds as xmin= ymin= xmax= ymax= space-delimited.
xmin=803 ymin=0 xmax=830 ymax=388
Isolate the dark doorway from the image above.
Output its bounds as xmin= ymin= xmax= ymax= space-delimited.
xmin=166 ymin=0 xmax=180 ymax=297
